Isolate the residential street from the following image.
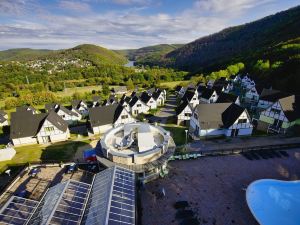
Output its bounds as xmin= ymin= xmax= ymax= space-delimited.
xmin=149 ymin=94 xmax=177 ymax=124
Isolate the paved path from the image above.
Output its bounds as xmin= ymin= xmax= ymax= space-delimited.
xmin=189 ymin=136 xmax=300 ymax=152
xmin=149 ymin=94 xmax=177 ymax=124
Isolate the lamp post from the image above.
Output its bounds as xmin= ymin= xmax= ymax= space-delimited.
xmin=185 ymin=129 xmax=188 ymax=151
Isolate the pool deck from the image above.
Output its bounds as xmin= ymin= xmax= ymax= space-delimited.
xmin=140 ymin=148 xmax=300 ymax=225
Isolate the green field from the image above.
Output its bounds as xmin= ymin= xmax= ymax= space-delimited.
xmin=160 ymin=80 xmax=189 ymax=88
xmin=0 ymin=140 xmax=91 ymax=173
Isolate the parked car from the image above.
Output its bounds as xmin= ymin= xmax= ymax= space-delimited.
xmin=66 ymin=163 xmax=77 ymax=174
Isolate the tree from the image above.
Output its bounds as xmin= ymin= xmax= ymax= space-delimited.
xmin=126 ymin=79 xmax=134 ymax=90
xmin=102 ymin=83 xmax=110 ymax=96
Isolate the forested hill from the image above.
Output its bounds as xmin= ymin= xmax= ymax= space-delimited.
xmin=0 ymin=44 xmax=127 ymax=65
xmin=164 ymin=5 xmax=300 ymax=73
xmin=0 ymin=48 xmax=51 ymax=61
xmin=115 ymin=44 xmax=184 ymax=66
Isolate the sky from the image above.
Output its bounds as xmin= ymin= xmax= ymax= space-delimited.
xmin=0 ymin=0 xmax=299 ymax=50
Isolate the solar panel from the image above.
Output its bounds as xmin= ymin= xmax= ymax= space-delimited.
xmin=0 ymin=196 xmax=38 ymax=225
xmin=82 ymin=166 xmax=135 ymax=225
xmin=29 ymin=180 xmax=91 ymax=225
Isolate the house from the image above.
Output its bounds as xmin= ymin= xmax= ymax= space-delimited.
xmin=92 ymin=96 xmax=101 ymax=107
xmin=16 ymin=105 xmax=38 ymax=114
xmin=216 ymin=92 xmax=240 ymax=105
xmin=199 ymin=88 xmax=218 ymax=104
xmin=241 ymin=75 xmax=255 ymax=90
xmin=0 ymin=110 xmax=8 ymax=127
xmin=181 ymin=89 xmax=199 ymax=107
xmin=222 ymin=81 xmax=234 ymax=93
xmin=72 ymin=100 xmax=89 ymax=117
xmin=103 ymin=95 xmax=118 ymax=106
xmin=257 ymin=88 xmax=290 ymax=110
xmin=197 ymin=83 xmax=206 ymax=97
xmin=152 ymin=89 xmax=165 ymax=106
xmin=129 ymin=96 xmax=150 ymax=116
xmin=89 ymin=104 xmax=135 ymax=134
xmin=140 ymin=92 xmax=157 ymax=109
xmin=206 ymin=80 xmax=215 ymax=88
xmin=10 ymin=111 xmax=70 ymax=146
xmin=45 ymin=103 xmax=81 ymax=124
xmin=176 ymin=100 xmax=193 ymax=125
xmin=175 ymin=85 xmax=185 ymax=97
xmin=257 ymin=95 xmax=299 ymax=134
xmin=111 ymin=86 xmax=127 ymax=95
xmin=119 ymin=95 xmax=132 ymax=112
xmin=189 ymin=103 xmax=253 ymax=138
xmin=244 ymin=87 xmax=259 ymax=105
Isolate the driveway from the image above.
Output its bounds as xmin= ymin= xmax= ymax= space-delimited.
xmin=149 ymin=94 xmax=177 ymax=124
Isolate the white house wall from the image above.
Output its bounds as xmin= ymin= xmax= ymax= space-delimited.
xmin=12 ymin=137 xmax=37 ymax=146
xmin=131 ymin=100 xmax=149 ymax=116
xmin=147 ymin=97 xmax=157 ymax=109
xmin=36 ymin=119 xmax=70 ymax=144
xmin=178 ymin=105 xmax=193 ymax=121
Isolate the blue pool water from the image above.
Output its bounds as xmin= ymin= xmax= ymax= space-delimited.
xmin=246 ymin=179 xmax=300 ymax=225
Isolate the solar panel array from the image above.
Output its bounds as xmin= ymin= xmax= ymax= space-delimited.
xmin=0 ymin=166 xmax=135 ymax=225
xmin=0 ymin=196 xmax=38 ymax=225
xmin=29 ymin=180 xmax=91 ymax=225
xmin=82 ymin=166 xmax=135 ymax=225
xmin=108 ymin=167 xmax=135 ymax=225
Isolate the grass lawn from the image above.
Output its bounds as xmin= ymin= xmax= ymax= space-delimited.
xmin=0 ymin=140 xmax=91 ymax=173
xmin=160 ymin=80 xmax=190 ymax=89
xmin=161 ymin=124 xmax=189 ymax=146
xmin=296 ymin=119 xmax=300 ymax=125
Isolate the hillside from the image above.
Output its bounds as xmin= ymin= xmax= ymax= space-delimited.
xmin=116 ymin=44 xmax=184 ymax=66
xmin=0 ymin=44 xmax=127 ymax=65
xmin=163 ymin=6 xmax=300 ymax=73
xmin=0 ymin=48 xmax=51 ymax=61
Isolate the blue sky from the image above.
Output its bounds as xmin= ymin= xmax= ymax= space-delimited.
xmin=0 ymin=0 xmax=299 ymax=50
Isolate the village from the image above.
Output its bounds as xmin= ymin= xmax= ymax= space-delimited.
xmin=0 ymin=73 xmax=299 ymax=225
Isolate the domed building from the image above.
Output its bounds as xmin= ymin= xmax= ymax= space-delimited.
xmin=97 ymin=122 xmax=176 ymax=183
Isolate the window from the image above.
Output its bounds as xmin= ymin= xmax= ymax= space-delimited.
xmin=185 ymin=113 xmax=192 ymax=117
xmin=193 ymin=98 xmax=196 ymax=100
xmin=45 ymin=127 xmax=55 ymax=132
xmin=121 ymin=115 xmax=128 ymax=119
xmin=238 ymin=119 xmax=247 ymax=124
xmin=137 ymin=104 xmax=142 ymax=107
xmin=270 ymin=108 xmax=281 ymax=115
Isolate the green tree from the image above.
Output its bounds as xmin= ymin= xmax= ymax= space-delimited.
xmin=126 ymin=79 xmax=134 ymax=90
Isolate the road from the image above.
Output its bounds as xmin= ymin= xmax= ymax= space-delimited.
xmin=149 ymin=94 xmax=177 ymax=124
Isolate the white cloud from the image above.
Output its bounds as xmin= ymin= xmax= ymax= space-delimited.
xmin=194 ymin=0 xmax=275 ymax=16
xmin=59 ymin=0 xmax=92 ymax=12
xmin=0 ymin=0 xmax=294 ymax=50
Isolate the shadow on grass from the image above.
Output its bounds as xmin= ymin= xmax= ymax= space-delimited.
xmin=41 ymin=140 xmax=92 ymax=162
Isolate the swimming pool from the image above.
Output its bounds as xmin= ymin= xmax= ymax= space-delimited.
xmin=246 ymin=179 xmax=300 ymax=225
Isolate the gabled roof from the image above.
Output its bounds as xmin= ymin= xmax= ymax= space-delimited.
xmin=140 ymin=92 xmax=152 ymax=104
xmin=279 ymin=95 xmax=300 ymax=121
xmin=216 ymin=92 xmax=238 ymax=103
xmin=175 ymin=85 xmax=183 ymax=92
xmin=46 ymin=103 xmax=78 ymax=117
xmin=259 ymin=89 xmax=290 ymax=102
xmin=194 ymin=103 xmax=231 ymax=129
xmin=194 ymin=103 xmax=245 ymax=129
xmin=89 ymin=104 xmax=125 ymax=127
xmin=129 ymin=96 xmax=144 ymax=108
xmin=182 ymin=90 xmax=196 ymax=102
xmin=152 ymin=89 xmax=163 ymax=100
xmin=10 ymin=111 xmax=68 ymax=139
xmin=72 ymin=100 xmax=87 ymax=109
xmin=176 ymin=100 xmax=192 ymax=115
xmin=92 ymin=96 xmax=101 ymax=103
xmin=201 ymin=88 xmax=216 ymax=100
xmin=222 ymin=103 xmax=246 ymax=128
xmin=103 ymin=95 xmax=118 ymax=106
xmin=16 ymin=105 xmax=37 ymax=114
